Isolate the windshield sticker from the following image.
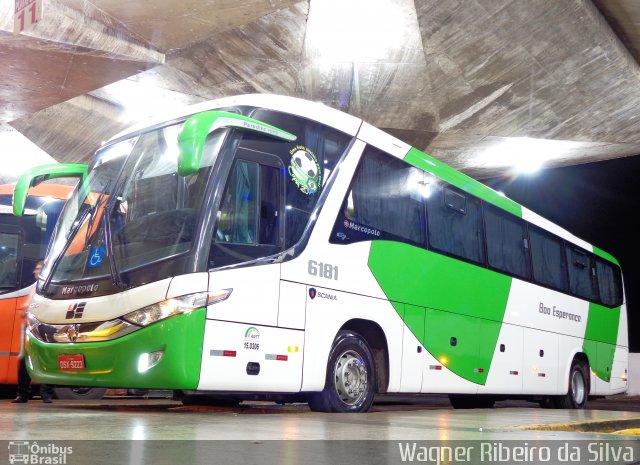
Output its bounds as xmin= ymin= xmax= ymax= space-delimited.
xmin=288 ymin=146 xmax=322 ymax=195
xmin=87 ymin=245 xmax=106 ymax=268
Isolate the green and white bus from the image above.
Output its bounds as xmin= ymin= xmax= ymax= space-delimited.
xmin=14 ymin=94 xmax=627 ymax=412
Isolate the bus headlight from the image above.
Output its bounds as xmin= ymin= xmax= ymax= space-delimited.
xmin=123 ymin=292 xmax=208 ymax=327
xmin=26 ymin=312 xmax=43 ymax=340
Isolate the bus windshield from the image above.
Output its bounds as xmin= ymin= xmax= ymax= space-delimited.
xmin=0 ymin=184 xmax=70 ymax=294
xmin=43 ymin=122 xmax=225 ymax=284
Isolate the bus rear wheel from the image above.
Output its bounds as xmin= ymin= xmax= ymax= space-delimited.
xmin=308 ymin=331 xmax=376 ymax=413
xmin=553 ymin=360 xmax=589 ymax=409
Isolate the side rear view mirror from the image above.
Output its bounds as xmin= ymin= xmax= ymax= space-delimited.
xmin=177 ymin=111 xmax=296 ymax=176
xmin=13 ymin=163 xmax=88 ymax=217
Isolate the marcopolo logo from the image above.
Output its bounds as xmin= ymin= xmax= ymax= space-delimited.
xmin=343 ymin=220 xmax=381 ymax=237
xmin=65 ymin=302 xmax=86 ymax=320
xmin=61 ymin=284 xmax=99 ymax=296
xmin=8 ymin=441 xmax=73 ymax=464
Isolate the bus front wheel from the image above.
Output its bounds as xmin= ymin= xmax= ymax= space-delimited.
xmin=308 ymin=331 xmax=376 ymax=413
xmin=53 ymin=387 xmax=107 ymax=400
xmin=553 ymin=360 xmax=589 ymax=409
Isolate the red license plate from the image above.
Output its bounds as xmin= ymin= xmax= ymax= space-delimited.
xmin=58 ymin=354 xmax=85 ymax=371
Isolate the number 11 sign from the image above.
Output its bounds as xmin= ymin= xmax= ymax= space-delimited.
xmin=14 ymin=0 xmax=42 ymax=34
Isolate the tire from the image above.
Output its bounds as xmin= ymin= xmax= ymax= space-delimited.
xmin=127 ymin=389 xmax=150 ymax=397
xmin=449 ymin=394 xmax=495 ymax=409
xmin=308 ymin=330 xmax=376 ymax=413
xmin=53 ymin=387 xmax=107 ymax=400
xmin=553 ymin=360 xmax=589 ymax=409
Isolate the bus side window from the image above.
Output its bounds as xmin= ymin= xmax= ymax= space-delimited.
xmin=343 ymin=147 xmax=426 ymax=245
xmin=566 ymin=246 xmax=598 ymax=301
xmin=529 ymin=226 xmax=567 ymax=292
xmin=210 ymin=157 xmax=283 ymax=268
xmin=216 ymin=160 xmax=259 ymax=245
xmin=426 ymin=183 xmax=484 ymax=264
xmin=0 ymin=232 xmax=20 ymax=293
xmin=484 ymin=204 xmax=530 ymax=280
xmin=242 ymin=109 xmax=353 ymax=248
xmin=596 ymin=260 xmax=622 ymax=307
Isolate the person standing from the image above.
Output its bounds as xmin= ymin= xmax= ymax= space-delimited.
xmin=12 ymin=261 xmax=54 ymax=403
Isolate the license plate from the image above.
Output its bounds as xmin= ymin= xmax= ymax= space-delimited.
xmin=58 ymin=354 xmax=85 ymax=371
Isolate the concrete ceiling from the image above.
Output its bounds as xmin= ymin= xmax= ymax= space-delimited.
xmin=2 ymin=0 xmax=640 ymax=181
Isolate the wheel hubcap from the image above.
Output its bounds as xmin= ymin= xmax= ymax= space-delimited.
xmin=333 ymin=350 xmax=367 ymax=406
xmin=70 ymin=388 xmax=92 ymax=395
xmin=571 ymin=369 xmax=586 ymax=405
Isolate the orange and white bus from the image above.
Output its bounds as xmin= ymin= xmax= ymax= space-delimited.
xmin=0 ymin=183 xmax=107 ymax=399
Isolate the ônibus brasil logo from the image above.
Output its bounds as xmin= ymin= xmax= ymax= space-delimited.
xmin=8 ymin=441 xmax=73 ymax=464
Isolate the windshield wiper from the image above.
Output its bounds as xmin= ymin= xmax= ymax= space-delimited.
xmin=83 ymin=185 xmax=111 ymax=246
xmin=102 ymin=175 xmax=128 ymax=289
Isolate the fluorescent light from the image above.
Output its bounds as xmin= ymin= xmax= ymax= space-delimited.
xmin=305 ymin=0 xmax=408 ymax=63
xmin=476 ymin=137 xmax=584 ymax=174
xmin=0 ymin=124 xmax=57 ymax=179
xmin=90 ymin=79 xmax=197 ymax=124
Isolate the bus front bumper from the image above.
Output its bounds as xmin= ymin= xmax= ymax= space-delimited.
xmin=25 ymin=308 xmax=206 ymax=390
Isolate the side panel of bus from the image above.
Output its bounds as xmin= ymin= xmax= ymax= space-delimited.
xmin=0 ymin=297 xmax=18 ymax=383
xmin=0 ymin=221 xmax=27 ymax=384
xmin=291 ymin=126 xmax=627 ymax=398
xmin=199 ymin=265 xmax=306 ymax=393
xmin=0 ymin=293 xmax=31 ymax=384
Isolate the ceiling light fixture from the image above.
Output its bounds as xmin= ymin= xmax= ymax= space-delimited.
xmin=476 ymin=137 xmax=584 ymax=174
xmin=305 ymin=0 xmax=408 ymax=63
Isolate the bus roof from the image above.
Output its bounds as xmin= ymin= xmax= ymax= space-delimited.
xmin=108 ymin=94 xmax=363 ymax=145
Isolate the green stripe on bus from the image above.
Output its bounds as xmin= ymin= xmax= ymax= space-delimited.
xmin=582 ymin=302 xmax=621 ymax=382
xmin=592 ymin=245 xmax=620 ymax=266
xmin=368 ymin=241 xmax=512 ymax=384
xmin=404 ymin=147 xmax=523 ymax=218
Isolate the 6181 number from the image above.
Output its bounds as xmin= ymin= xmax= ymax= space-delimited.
xmin=308 ymin=260 xmax=339 ymax=280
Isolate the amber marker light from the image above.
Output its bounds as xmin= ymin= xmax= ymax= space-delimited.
xmin=288 ymin=346 xmax=299 ymax=353
xmin=439 ymin=357 xmax=448 ymax=366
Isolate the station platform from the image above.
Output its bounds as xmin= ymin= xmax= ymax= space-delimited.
xmin=2 ymin=395 xmax=639 ymax=464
